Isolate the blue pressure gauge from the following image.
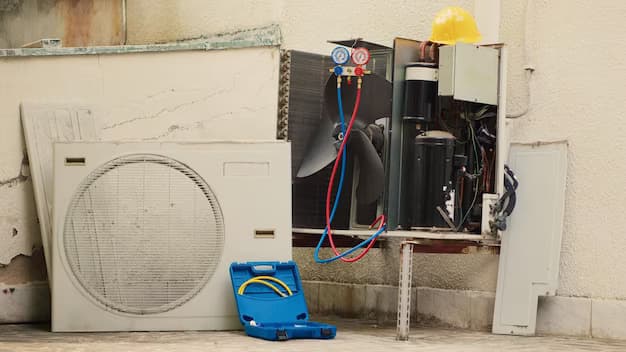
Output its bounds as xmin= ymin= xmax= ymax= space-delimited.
xmin=330 ymin=46 xmax=350 ymax=65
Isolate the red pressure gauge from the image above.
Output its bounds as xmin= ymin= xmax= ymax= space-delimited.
xmin=351 ymin=47 xmax=370 ymax=65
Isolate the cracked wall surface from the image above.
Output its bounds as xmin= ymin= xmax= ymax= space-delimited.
xmin=0 ymin=46 xmax=280 ymax=321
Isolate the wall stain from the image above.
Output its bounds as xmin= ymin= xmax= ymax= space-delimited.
xmin=36 ymin=0 xmax=55 ymax=13
xmin=0 ymin=0 xmax=21 ymax=13
xmin=59 ymin=0 xmax=123 ymax=47
xmin=62 ymin=0 xmax=95 ymax=47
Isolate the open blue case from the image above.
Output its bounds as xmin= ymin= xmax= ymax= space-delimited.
xmin=229 ymin=261 xmax=336 ymax=341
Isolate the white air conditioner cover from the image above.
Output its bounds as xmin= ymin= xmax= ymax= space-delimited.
xmin=52 ymin=141 xmax=292 ymax=332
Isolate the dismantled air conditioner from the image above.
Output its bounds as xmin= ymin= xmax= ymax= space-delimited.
xmin=287 ymin=39 xmax=508 ymax=238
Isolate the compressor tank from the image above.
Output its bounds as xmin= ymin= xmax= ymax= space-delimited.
xmin=409 ymin=131 xmax=455 ymax=228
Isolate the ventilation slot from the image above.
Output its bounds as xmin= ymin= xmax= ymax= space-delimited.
xmin=65 ymin=157 xmax=86 ymax=166
xmin=254 ymin=229 xmax=275 ymax=239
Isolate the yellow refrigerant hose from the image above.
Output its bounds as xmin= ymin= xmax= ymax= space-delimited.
xmin=238 ymin=276 xmax=293 ymax=297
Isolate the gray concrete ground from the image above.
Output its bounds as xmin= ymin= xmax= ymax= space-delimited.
xmin=1 ymin=319 xmax=625 ymax=352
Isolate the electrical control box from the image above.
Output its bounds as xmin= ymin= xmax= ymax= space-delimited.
xmin=438 ymin=43 xmax=499 ymax=105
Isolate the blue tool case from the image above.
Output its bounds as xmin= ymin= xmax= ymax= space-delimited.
xmin=229 ymin=261 xmax=336 ymax=341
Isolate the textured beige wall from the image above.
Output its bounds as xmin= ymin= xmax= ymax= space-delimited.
xmin=127 ymin=0 xmax=474 ymax=53
xmin=501 ymin=0 xmax=626 ymax=300
xmin=295 ymin=245 xmax=499 ymax=292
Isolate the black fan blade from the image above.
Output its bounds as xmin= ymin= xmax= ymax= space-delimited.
xmin=350 ymin=129 xmax=384 ymax=204
xmin=296 ymin=114 xmax=338 ymax=178
xmin=297 ymin=73 xmax=391 ymax=179
xmin=323 ymin=73 xmax=392 ymax=126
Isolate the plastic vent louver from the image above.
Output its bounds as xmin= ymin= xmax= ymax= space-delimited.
xmin=63 ymin=154 xmax=225 ymax=315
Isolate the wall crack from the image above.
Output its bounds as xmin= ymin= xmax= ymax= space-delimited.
xmin=102 ymin=88 xmax=231 ymax=130
xmin=0 ymin=155 xmax=30 ymax=190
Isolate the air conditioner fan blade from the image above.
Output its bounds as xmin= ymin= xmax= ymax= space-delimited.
xmin=350 ymin=129 xmax=385 ymax=204
xmin=296 ymin=114 xmax=338 ymax=178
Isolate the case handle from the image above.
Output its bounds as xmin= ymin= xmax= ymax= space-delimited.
xmin=249 ymin=262 xmax=277 ymax=275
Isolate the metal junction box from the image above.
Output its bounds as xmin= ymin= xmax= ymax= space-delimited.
xmin=438 ymin=43 xmax=499 ymax=105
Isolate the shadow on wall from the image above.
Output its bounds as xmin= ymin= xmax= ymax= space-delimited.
xmin=0 ymin=0 xmax=123 ymax=48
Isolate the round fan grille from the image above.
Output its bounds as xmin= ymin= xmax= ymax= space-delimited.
xmin=63 ymin=154 xmax=225 ymax=315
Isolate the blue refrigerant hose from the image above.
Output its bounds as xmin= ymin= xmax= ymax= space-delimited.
xmin=313 ymin=83 xmax=386 ymax=264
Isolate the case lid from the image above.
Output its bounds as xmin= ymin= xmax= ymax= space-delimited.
xmin=230 ymin=261 xmax=309 ymax=325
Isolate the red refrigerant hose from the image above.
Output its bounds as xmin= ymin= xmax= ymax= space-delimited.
xmin=324 ymin=79 xmax=385 ymax=262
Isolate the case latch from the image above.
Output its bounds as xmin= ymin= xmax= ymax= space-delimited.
xmin=276 ymin=329 xmax=288 ymax=341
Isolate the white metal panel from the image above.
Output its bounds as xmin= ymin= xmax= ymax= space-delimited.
xmin=51 ymin=141 xmax=292 ymax=332
xmin=437 ymin=45 xmax=455 ymax=97
xmin=437 ymin=43 xmax=499 ymax=105
xmin=454 ymin=44 xmax=499 ymax=105
xmin=492 ymin=142 xmax=568 ymax=336
xmin=21 ymin=103 xmax=100 ymax=275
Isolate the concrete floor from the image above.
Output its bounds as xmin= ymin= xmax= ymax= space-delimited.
xmin=1 ymin=320 xmax=626 ymax=352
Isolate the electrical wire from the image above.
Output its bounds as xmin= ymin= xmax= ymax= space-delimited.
xmin=457 ymin=117 xmax=482 ymax=230
xmin=314 ymin=77 xmax=386 ymax=264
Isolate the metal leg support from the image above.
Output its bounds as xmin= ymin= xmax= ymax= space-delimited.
xmin=396 ymin=241 xmax=417 ymax=341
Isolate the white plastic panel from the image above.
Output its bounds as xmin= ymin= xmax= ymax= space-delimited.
xmin=51 ymin=141 xmax=292 ymax=332
xmin=21 ymin=103 xmax=100 ymax=275
xmin=492 ymin=142 xmax=568 ymax=335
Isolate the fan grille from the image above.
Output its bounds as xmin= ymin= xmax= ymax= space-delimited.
xmin=63 ymin=154 xmax=225 ymax=315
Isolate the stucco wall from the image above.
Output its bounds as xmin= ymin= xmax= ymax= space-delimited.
xmin=127 ymin=0 xmax=473 ymax=54
xmin=501 ymin=0 xmax=626 ymax=300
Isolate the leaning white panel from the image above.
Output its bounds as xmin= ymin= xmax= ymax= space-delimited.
xmin=21 ymin=103 xmax=101 ymax=275
xmin=492 ymin=141 xmax=568 ymax=335
xmin=51 ymin=141 xmax=292 ymax=332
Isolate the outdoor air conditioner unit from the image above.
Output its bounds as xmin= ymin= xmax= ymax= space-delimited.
xmin=51 ymin=141 xmax=291 ymax=332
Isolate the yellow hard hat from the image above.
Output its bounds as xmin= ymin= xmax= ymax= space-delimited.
xmin=429 ymin=6 xmax=482 ymax=45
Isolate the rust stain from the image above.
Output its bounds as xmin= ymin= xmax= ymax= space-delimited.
xmin=60 ymin=0 xmax=123 ymax=47
xmin=110 ymin=0 xmax=123 ymax=45
xmin=62 ymin=0 xmax=95 ymax=47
